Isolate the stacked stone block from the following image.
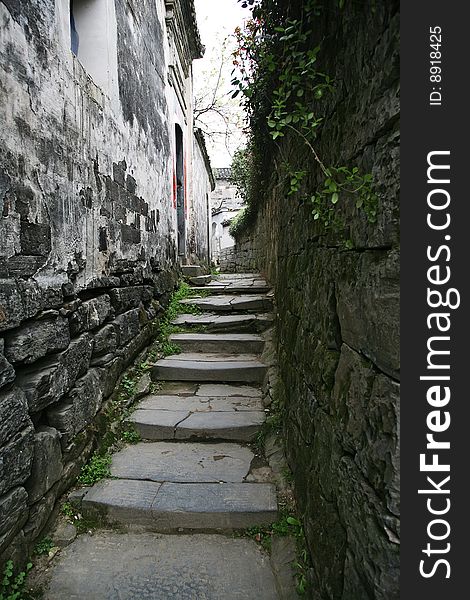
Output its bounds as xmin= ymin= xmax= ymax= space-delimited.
xmin=0 ymin=267 xmax=177 ymax=563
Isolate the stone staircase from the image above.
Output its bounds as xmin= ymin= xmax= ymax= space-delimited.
xmin=45 ymin=273 xmax=293 ymax=598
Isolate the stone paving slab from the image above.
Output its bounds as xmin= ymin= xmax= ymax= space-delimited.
xmin=130 ymin=409 xmax=190 ymax=439
xmin=216 ymin=273 xmax=264 ymax=280
xmin=152 ymin=482 xmax=278 ymax=529
xmin=136 ymin=394 xmax=262 ymax=412
xmin=137 ymin=395 xmax=210 ymax=411
xmin=174 ymin=410 xmax=264 ymax=441
xmin=196 ymin=383 xmax=262 ymax=397
xmin=131 ymin=409 xmax=264 ymax=441
xmin=83 ymin=480 xmax=277 ymax=530
xmin=172 ymin=312 xmax=274 ymax=333
xmin=111 ymin=442 xmax=255 ymax=483
xmin=170 ymin=332 xmax=265 ymax=354
xmin=180 ymin=295 xmax=273 ymax=312
xmin=152 ymin=355 xmax=267 ymax=382
xmin=43 ymin=532 xmax=280 ymax=599
xmin=161 ymin=352 xmax=261 ymax=362
xmin=191 ymin=285 xmax=271 ymax=295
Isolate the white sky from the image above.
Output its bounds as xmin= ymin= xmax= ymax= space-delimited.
xmin=193 ymin=0 xmax=247 ymax=168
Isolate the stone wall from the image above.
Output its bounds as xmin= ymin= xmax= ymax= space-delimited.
xmin=218 ymin=238 xmax=256 ymax=273
xmin=226 ymin=2 xmax=400 ymax=598
xmin=0 ymin=0 xmax=205 ymax=564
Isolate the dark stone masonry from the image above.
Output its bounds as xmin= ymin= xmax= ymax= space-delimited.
xmin=220 ymin=1 xmax=400 ymax=598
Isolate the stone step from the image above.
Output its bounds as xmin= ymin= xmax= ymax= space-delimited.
xmin=180 ymin=294 xmax=273 ymax=313
xmin=82 ymin=479 xmax=277 ymax=530
xmin=151 ymin=353 xmax=267 ymax=383
xmin=191 ymin=284 xmax=271 ymax=295
xmin=130 ymin=394 xmax=265 ymax=441
xmin=172 ymin=312 xmax=274 ymax=333
xmin=217 ymin=273 xmax=264 ymax=280
xmin=110 ymin=441 xmax=257 ymax=483
xmin=181 ymin=265 xmax=204 ymax=277
xmin=170 ymin=332 xmax=265 ymax=354
xmin=43 ymin=533 xmax=280 ymax=600
xmin=188 ymin=274 xmax=212 ymax=285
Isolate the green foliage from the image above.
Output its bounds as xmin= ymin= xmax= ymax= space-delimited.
xmin=121 ymin=427 xmax=141 ymax=445
xmin=77 ymin=452 xmax=111 ymax=486
xmin=310 ymin=167 xmax=377 ymax=229
xmin=232 ymin=0 xmax=378 ymax=237
xmin=1 ymin=560 xmax=32 ymax=600
xmin=243 ymin=508 xmax=309 ymax=595
xmin=146 ymin=281 xmax=201 ymax=361
xmin=228 ymin=207 xmax=254 ymax=239
xmin=61 ymin=502 xmax=75 ymax=520
xmin=33 ymin=538 xmax=54 ymax=557
xmin=230 ymin=146 xmax=253 ymax=204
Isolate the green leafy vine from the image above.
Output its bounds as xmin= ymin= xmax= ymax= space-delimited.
xmin=231 ymin=0 xmax=378 ymax=235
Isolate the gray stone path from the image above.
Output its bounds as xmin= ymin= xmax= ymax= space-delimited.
xmin=42 ymin=273 xmax=289 ymax=599
xmin=45 ymin=533 xmax=279 ymax=600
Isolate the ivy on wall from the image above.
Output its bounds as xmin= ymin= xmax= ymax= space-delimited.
xmin=230 ymin=0 xmax=378 ymax=236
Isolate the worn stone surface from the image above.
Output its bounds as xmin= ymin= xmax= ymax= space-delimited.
xmin=23 ymin=483 xmax=60 ymax=543
xmin=131 ymin=407 xmax=264 ymax=442
xmin=111 ymin=442 xmax=255 ymax=483
xmin=17 ymin=334 xmax=93 ymax=412
xmin=173 ymin=312 xmax=274 ymax=333
xmin=270 ymin=536 xmax=297 ymax=600
xmin=43 ymin=533 xmax=279 ymax=600
xmin=51 ymin=521 xmax=77 ymax=548
xmin=196 ymin=383 xmax=262 ymax=397
xmin=0 ymin=487 xmax=29 ymax=553
xmin=69 ymin=295 xmax=112 ymax=336
xmin=26 ymin=427 xmax=63 ymax=503
xmin=0 ymin=280 xmax=42 ymax=332
xmin=180 ymin=294 xmax=273 ymax=313
xmin=0 ymin=340 xmax=15 ymax=389
xmin=92 ymin=324 xmax=118 ymax=357
xmin=83 ymin=479 xmax=277 ymax=530
xmin=0 ymin=426 xmax=34 ymax=495
xmin=174 ymin=411 xmax=264 ymax=441
xmin=113 ymin=307 xmax=142 ymax=346
xmin=0 ymin=387 xmax=31 ymax=448
xmin=47 ymin=370 xmax=104 ymax=447
xmin=109 ymin=285 xmax=153 ymax=313
xmin=170 ymin=332 xmax=265 ymax=354
xmin=4 ymin=316 xmax=70 ymax=364
xmin=152 ymin=354 xmax=267 ymax=383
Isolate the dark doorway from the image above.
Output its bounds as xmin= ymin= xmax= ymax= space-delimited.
xmin=175 ymin=124 xmax=185 ymax=258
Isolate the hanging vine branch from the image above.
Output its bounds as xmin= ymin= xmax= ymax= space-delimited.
xmin=230 ymin=0 xmax=378 ymax=234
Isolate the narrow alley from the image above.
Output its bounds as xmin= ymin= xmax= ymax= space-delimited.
xmin=0 ymin=0 xmax=400 ymax=598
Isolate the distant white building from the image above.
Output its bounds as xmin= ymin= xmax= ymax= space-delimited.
xmin=211 ymin=168 xmax=245 ymax=263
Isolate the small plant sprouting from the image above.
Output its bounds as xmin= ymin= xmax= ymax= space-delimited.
xmin=0 ymin=560 xmax=32 ymax=600
xmin=33 ymin=537 xmax=54 ymax=556
xmin=77 ymin=452 xmax=111 ymax=486
xmin=121 ymin=427 xmax=141 ymax=445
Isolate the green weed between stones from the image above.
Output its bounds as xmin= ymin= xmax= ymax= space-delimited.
xmin=0 ymin=560 xmax=32 ymax=600
xmin=77 ymin=453 xmax=112 ymax=486
xmin=32 ymin=539 xmax=53 ymax=558
xmin=242 ymin=503 xmax=310 ymax=596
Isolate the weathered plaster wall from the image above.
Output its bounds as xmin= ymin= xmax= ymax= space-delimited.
xmin=211 ymin=170 xmax=245 ymax=263
xmin=221 ymin=2 xmax=400 ymax=598
xmin=0 ymin=0 xmax=207 ymax=564
xmin=188 ymin=131 xmax=213 ymax=265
